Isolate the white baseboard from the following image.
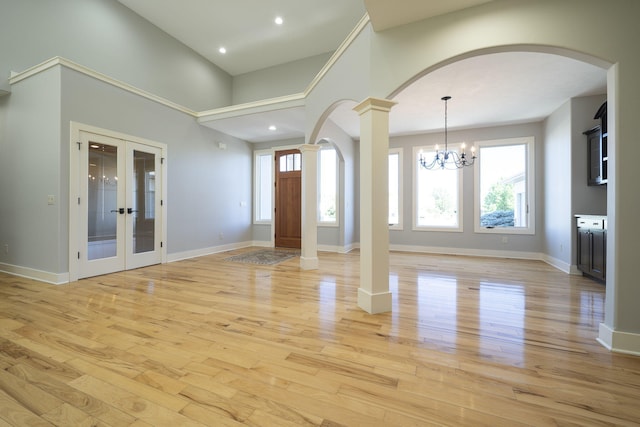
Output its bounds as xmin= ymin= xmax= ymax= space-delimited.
xmin=312 ymin=243 xmax=359 ymax=254
xmin=0 ymin=262 xmax=69 ymax=285
xmin=569 ymin=264 xmax=583 ymax=275
xmin=541 ymin=254 xmax=572 ymax=274
xmin=389 ymin=244 xmax=543 ymax=261
xmin=598 ymin=323 xmax=640 ymax=356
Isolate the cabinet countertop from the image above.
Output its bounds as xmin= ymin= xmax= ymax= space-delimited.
xmin=574 ymin=214 xmax=607 ymax=219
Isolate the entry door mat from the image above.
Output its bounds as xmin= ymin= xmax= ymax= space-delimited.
xmin=224 ymin=249 xmax=300 ymax=265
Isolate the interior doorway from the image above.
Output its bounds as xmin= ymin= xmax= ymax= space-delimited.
xmin=69 ymin=124 xmax=166 ymax=280
xmin=274 ymin=149 xmax=302 ymax=249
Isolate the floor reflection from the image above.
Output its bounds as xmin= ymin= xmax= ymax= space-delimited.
xmin=479 ymin=282 xmax=525 ymax=363
xmin=397 ymin=263 xmax=605 ymax=368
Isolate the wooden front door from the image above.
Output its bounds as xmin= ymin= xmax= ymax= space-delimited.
xmin=275 ymin=149 xmax=302 ymax=249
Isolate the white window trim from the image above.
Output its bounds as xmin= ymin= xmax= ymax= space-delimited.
xmin=473 ymin=136 xmax=535 ymax=235
xmin=318 ymin=145 xmax=339 ymax=227
xmin=412 ymin=145 xmax=464 ymax=233
xmin=389 ymin=147 xmax=403 ymax=230
xmin=253 ymin=149 xmax=273 ymax=225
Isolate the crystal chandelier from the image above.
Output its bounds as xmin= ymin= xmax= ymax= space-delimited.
xmin=419 ymin=96 xmax=476 ymax=170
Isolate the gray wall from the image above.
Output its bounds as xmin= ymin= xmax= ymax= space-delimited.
xmin=0 ymin=67 xmax=62 ymax=274
xmin=570 ymin=95 xmax=607 ymax=216
xmin=0 ymin=0 xmax=231 ymax=110
xmin=315 ymin=119 xmax=358 ymax=251
xmin=61 ymin=68 xmax=252 ymax=265
xmin=389 ymin=122 xmax=544 ymax=254
xmin=543 ymin=100 xmax=572 ymax=265
xmin=232 ymin=53 xmax=333 ymax=104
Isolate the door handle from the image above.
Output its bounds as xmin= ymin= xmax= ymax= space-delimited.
xmin=110 ymin=208 xmax=125 ymax=214
xmin=127 ymin=208 xmax=139 ymax=214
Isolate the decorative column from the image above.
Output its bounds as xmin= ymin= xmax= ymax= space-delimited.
xmin=353 ymin=97 xmax=396 ymax=314
xmin=299 ymin=143 xmax=321 ymax=270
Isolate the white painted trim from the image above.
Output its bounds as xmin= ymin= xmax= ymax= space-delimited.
xmin=69 ymin=122 xmax=168 ymax=281
xmin=197 ymin=94 xmax=305 ymax=122
xmin=0 ymin=263 xmax=69 ymax=285
xmin=10 ymin=57 xmax=198 ymax=117
xmin=7 ymin=14 xmax=370 ymax=124
xmin=358 ymin=288 xmax=392 ymax=314
xmin=569 ymin=265 xmax=582 ymax=275
xmin=317 ymin=243 xmax=359 ymax=254
xmin=305 ymin=14 xmax=370 ymax=96
xmin=389 ymin=244 xmax=543 ymax=261
xmin=7 ymin=15 xmax=370 ymax=126
xmin=412 ymin=145 xmax=464 ymax=232
xmin=598 ymin=323 xmax=640 ymax=356
xmin=473 ymin=136 xmax=536 ymax=235
xmin=541 ymin=254 xmax=571 ymax=274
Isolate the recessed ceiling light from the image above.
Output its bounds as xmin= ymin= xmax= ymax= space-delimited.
xmin=275 ymin=16 xmax=283 ymax=25
xmin=219 ymin=47 xmax=227 ymax=54
xmin=268 ymin=125 xmax=277 ymax=131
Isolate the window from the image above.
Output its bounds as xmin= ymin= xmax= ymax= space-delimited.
xmin=318 ymin=147 xmax=337 ymax=224
xmin=254 ymin=150 xmax=272 ymax=223
xmin=414 ymin=146 xmax=462 ymax=231
xmin=389 ymin=148 xmax=403 ymax=229
xmin=279 ymin=152 xmax=301 ymax=172
xmin=474 ymin=137 xmax=534 ymax=234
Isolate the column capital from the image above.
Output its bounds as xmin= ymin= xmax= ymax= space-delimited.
xmin=298 ymin=143 xmax=322 ymax=153
xmin=353 ymin=97 xmax=397 ymax=115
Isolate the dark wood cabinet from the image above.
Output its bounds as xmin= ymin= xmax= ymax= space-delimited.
xmin=584 ymin=102 xmax=608 ymax=186
xmin=576 ymin=216 xmax=606 ymax=282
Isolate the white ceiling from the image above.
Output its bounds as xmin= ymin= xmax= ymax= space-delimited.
xmin=117 ymin=0 xmax=367 ymax=76
xmin=117 ymin=1 xmax=607 ymax=143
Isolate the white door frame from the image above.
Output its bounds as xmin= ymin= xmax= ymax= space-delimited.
xmin=69 ymin=121 xmax=167 ymax=282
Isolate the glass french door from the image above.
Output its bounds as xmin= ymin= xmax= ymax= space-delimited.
xmin=78 ymin=131 xmax=162 ymax=278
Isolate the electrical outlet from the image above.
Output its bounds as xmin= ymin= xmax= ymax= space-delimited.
xmin=219 ymin=232 xmax=224 ymax=240
xmin=501 ymin=236 xmax=508 ymax=244
xmin=47 ymin=195 xmax=55 ymax=205
xmin=4 ymin=244 xmax=8 ymax=254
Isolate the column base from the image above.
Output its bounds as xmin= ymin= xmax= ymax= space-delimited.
xmin=300 ymin=256 xmax=319 ymax=270
xmin=357 ymin=288 xmax=392 ymax=314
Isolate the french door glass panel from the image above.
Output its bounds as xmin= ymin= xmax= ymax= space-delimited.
xmin=132 ymin=150 xmax=156 ymax=254
xmin=88 ymin=142 xmax=120 ymax=260
xmin=80 ymin=132 xmax=161 ymax=278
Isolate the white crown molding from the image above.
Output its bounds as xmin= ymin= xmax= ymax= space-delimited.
xmin=9 ymin=57 xmax=198 ymax=117
xmin=6 ymin=15 xmax=371 ymax=125
xmin=304 ymin=14 xmax=371 ymax=97
xmin=197 ymin=93 xmax=305 ymax=122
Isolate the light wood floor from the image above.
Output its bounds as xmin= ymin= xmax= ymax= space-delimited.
xmin=1 ymin=249 xmax=639 ymax=426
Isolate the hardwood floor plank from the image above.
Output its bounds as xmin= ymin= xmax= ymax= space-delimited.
xmin=68 ymin=374 xmax=203 ymax=426
xmin=0 ymin=389 xmax=53 ymax=427
xmin=0 ymin=367 xmax=64 ymax=416
xmin=40 ymin=403 xmax=103 ymax=427
xmin=1 ymin=250 xmax=639 ymax=425
xmin=6 ymin=362 xmax=137 ymax=426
